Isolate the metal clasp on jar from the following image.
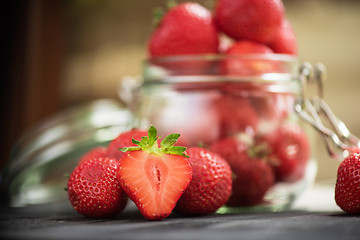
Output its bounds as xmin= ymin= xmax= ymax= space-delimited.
xmin=295 ymin=62 xmax=360 ymax=160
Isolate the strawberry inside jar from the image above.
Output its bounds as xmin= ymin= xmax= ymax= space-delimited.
xmin=119 ymin=53 xmax=317 ymax=213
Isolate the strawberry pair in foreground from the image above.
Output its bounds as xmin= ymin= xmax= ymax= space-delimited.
xmin=67 ymin=126 xmax=232 ymax=220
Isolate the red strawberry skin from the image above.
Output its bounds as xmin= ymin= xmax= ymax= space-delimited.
xmin=118 ymin=151 xmax=192 ymax=220
xmin=67 ymin=157 xmax=128 ymax=218
xmin=106 ymin=129 xmax=147 ymax=160
xmin=174 ymin=147 xmax=232 ymax=215
xmin=210 ymin=136 xmax=274 ymax=206
xmin=268 ymin=19 xmax=298 ymax=55
xmin=78 ymin=147 xmax=107 ymax=164
xmin=148 ymin=2 xmax=219 ymax=57
xmin=214 ymin=0 xmax=285 ymax=44
xmin=221 ymin=40 xmax=275 ymax=76
xmin=335 ymin=153 xmax=360 ymax=214
xmin=226 ymin=157 xmax=275 ymax=206
xmin=264 ymin=124 xmax=310 ymax=182
xmin=214 ymin=96 xmax=259 ymax=137
xmin=210 ymin=136 xmax=249 ymax=164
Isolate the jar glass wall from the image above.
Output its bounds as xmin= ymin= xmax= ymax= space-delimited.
xmin=132 ymin=54 xmax=317 ymax=212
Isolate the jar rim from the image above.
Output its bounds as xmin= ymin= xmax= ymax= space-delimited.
xmin=146 ymin=53 xmax=300 ymax=63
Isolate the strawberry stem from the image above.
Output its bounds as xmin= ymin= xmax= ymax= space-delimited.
xmin=119 ymin=126 xmax=189 ymax=157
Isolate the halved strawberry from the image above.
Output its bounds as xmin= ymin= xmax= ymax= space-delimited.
xmin=117 ymin=126 xmax=192 ymax=220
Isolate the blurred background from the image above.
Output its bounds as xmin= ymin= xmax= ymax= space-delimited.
xmin=1 ymin=0 xmax=360 ymax=182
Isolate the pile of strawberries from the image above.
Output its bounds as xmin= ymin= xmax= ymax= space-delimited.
xmin=67 ymin=0 xmax=311 ymax=220
xmin=67 ymin=126 xmax=232 ymax=220
xmin=148 ymin=0 xmax=297 ymax=59
xmin=67 ymin=0 xmax=360 ymax=219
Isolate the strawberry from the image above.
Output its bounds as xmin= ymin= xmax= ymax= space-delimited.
xmin=106 ymin=129 xmax=147 ymax=160
xmin=226 ymin=156 xmax=275 ymax=206
xmin=221 ymin=40 xmax=276 ymax=76
xmin=117 ymin=126 xmax=192 ymax=220
xmin=210 ymin=134 xmax=251 ymax=164
xmin=148 ymin=2 xmax=219 ymax=57
xmin=250 ymin=92 xmax=295 ymax=124
xmin=335 ymin=153 xmax=360 ymax=214
xmin=67 ymin=157 xmax=128 ymax=218
xmin=214 ymin=95 xmax=259 ymax=137
xmin=262 ymin=123 xmax=310 ymax=182
xmin=268 ymin=19 xmax=298 ymax=55
xmin=210 ymin=135 xmax=274 ymax=206
xmin=174 ymin=147 xmax=232 ymax=215
xmin=213 ymin=0 xmax=285 ymax=44
xmin=78 ymin=147 xmax=107 ymax=164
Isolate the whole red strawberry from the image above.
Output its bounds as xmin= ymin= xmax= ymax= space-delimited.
xmin=106 ymin=129 xmax=147 ymax=160
xmin=210 ymin=134 xmax=250 ymax=163
xmin=221 ymin=40 xmax=275 ymax=76
xmin=148 ymin=2 xmax=219 ymax=57
xmin=67 ymin=157 xmax=128 ymax=218
xmin=78 ymin=146 xmax=107 ymax=164
xmin=226 ymin=156 xmax=275 ymax=206
xmin=264 ymin=123 xmax=310 ymax=182
xmin=268 ymin=19 xmax=298 ymax=55
xmin=335 ymin=153 xmax=360 ymax=214
xmin=210 ymin=135 xmax=274 ymax=206
xmin=174 ymin=147 xmax=232 ymax=215
xmin=214 ymin=95 xmax=259 ymax=137
xmin=117 ymin=126 xmax=192 ymax=220
xmin=214 ymin=0 xmax=285 ymax=44
xmin=250 ymin=92 xmax=295 ymax=125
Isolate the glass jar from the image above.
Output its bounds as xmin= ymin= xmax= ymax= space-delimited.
xmin=1 ymin=99 xmax=134 ymax=207
xmin=123 ymin=54 xmax=318 ymax=212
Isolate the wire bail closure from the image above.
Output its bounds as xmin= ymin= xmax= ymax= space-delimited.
xmin=295 ymin=62 xmax=360 ymax=160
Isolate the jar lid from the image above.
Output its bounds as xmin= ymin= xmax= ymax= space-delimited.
xmin=1 ymin=99 xmax=134 ymax=207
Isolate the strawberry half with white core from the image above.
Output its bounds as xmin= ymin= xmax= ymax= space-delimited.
xmin=117 ymin=126 xmax=192 ymax=220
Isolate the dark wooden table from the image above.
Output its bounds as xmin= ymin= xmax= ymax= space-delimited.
xmin=1 ymin=198 xmax=359 ymax=240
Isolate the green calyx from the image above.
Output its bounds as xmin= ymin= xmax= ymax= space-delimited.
xmin=119 ymin=126 xmax=189 ymax=158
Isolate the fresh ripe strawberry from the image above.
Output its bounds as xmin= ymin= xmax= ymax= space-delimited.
xmin=210 ymin=135 xmax=274 ymax=206
xmin=335 ymin=153 xmax=360 ymax=214
xmin=106 ymin=129 xmax=147 ymax=160
xmin=250 ymin=92 xmax=295 ymax=127
xmin=117 ymin=126 xmax=192 ymax=220
xmin=210 ymin=135 xmax=251 ymax=164
xmin=148 ymin=2 xmax=219 ymax=57
xmin=174 ymin=147 xmax=232 ymax=215
xmin=214 ymin=95 xmax=259 ymax=137
xmin=263 ymin=123 xmax=310 ymax=182
xmin=226 ymin=156 xmax=275 ymax=206
xmin=221 ymin=40 xmax=276 ymax=76
xmin=225 ymin=40 xmax=274 ymax=55
xmin=214 ymin=0 xmax=285 ymax=44
xmin=268 ymin=19 xmax=298 ymax=55
xmin=67 ymin=157 xmax=128 ymax=218
xmin=78 ymin=147 xmax=107 ymax=164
